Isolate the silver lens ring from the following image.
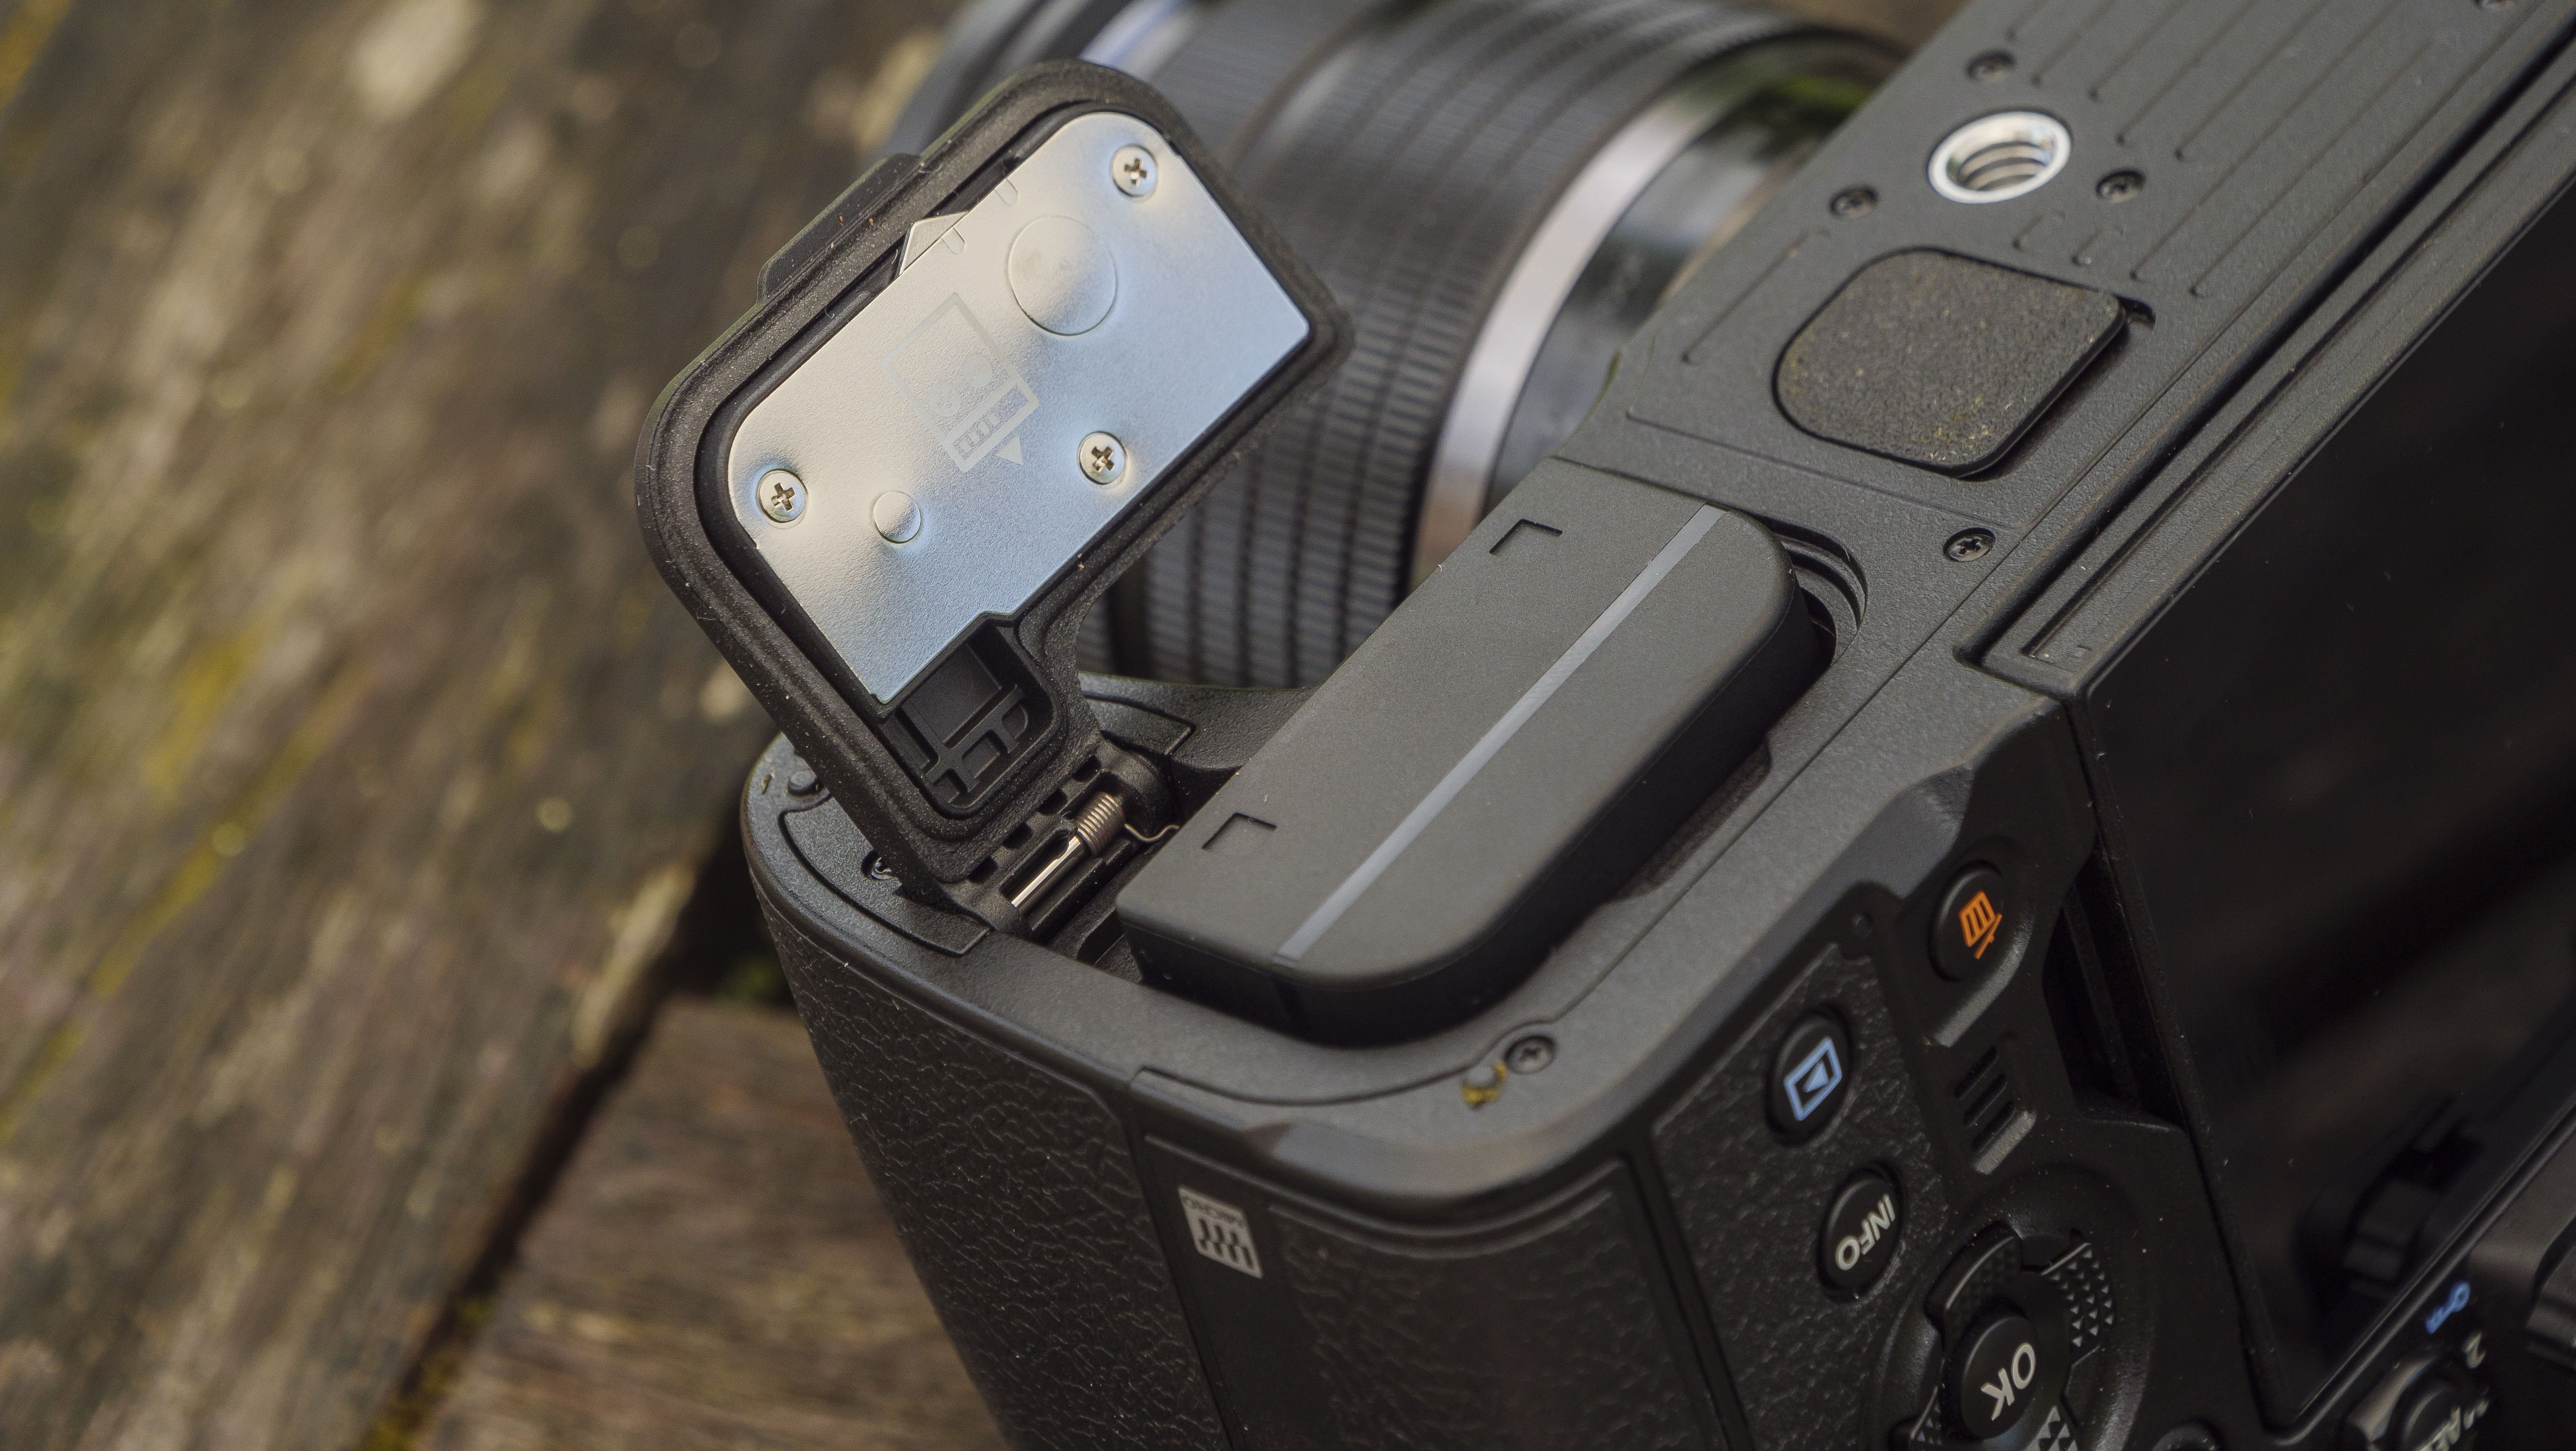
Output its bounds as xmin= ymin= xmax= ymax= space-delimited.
xmin=1414 ymin=39 xmax=1877 ymax=583
xmin=1412 ymin=73 xmax=1741 ymax=587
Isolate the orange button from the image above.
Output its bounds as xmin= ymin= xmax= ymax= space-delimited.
xmin=1931 ymin=864 xmax=2013 ymax=980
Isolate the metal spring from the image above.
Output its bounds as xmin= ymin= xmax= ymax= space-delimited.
xmin=1067 ymin=791 xmax=1125 ymax=855
xmin=1008 ymin=791 xmax=1127 ymax=911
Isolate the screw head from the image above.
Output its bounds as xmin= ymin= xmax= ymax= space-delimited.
xmin=757 ymin=468 xmax=806 ymax=524
xmin=1506 ymin=1036 xmax=1556 ymax=1074
xmin=1945 ymin=528 xmax=1996 ymax=562
xmin=2096 ymin=169 xmax=2144 ymax=202
xmin=862 ymin=851 xmax=897 ymax=882
xmin=870 ymin=490 xmax=922 ymax=543
xmin=1079 ymin=432 xmax=1127 ymax=485
xmin=1111 ymin=145 xmax=1157 ymax=198
xmin=1831 ymin=185 xmax=1877 ymax=219
xmin=1967 ymin=50 xmax=2015 ymax=82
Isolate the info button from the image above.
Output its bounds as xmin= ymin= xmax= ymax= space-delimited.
xmin=1818 ymin=1168 xmax=1902 ymax=1294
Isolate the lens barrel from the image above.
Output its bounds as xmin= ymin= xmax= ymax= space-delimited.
xmin=888 ymin=0 xmax=1889 ymax=684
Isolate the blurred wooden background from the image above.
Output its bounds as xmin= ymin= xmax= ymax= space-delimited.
xmin=0 ymin=0 xmax=1957 ymax=1448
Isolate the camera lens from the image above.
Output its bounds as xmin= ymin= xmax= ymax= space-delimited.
xmin=886 ymin=0 xmax=1889 ymax=684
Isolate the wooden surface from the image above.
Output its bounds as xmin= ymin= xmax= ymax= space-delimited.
xmin=0 ymin=1 xmax=946 ymax=1448
xmin=419 ymin=1000 xmax=1005 ymax=1451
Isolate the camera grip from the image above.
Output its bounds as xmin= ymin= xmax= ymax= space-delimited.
xmin=770 ymin=907 xmax=1226 ymax=1451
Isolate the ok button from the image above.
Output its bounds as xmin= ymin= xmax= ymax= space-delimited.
xmin=1948 ymin=1312 xmax=2058 ymax=1441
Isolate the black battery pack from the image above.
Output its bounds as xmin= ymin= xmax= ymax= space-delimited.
xmin=1117 ymin=462 xmax=1822 ymax=1043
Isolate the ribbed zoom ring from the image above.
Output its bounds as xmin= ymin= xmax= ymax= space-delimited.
xmin=1132 ymin=0 xmax=1793 ymax=686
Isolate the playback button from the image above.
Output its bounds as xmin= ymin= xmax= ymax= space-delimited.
xmin=1818 ymin=1168 xmax=1902 ymax=1294
xmin=1768 ymin=1010 xmax=1852 ymax=1143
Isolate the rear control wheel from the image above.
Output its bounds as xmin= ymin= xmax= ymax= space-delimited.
xmin=1887 ymin=1220 xmax=2121 ymax=1451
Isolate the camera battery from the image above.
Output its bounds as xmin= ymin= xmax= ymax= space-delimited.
xmin=1119 ymin=463 xmax=1821 ymax=1043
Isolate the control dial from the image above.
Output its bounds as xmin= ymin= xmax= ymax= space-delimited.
xmin=1894 ymin=1224 xmax=2116 ymax=1451
xmin=2342 ymin=1346 xmax=2487 ymax=1451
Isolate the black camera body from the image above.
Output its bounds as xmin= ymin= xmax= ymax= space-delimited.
xmin=641 ymin=0 xmax=2576 ymax=1447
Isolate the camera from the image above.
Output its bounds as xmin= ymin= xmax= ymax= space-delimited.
xmin=636 ymin=1 xmax=2576 ymax=1448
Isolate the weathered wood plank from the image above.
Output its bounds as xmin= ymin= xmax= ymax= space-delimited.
xmin=0 ymin=1 xmax=950 ymax=1447
xmin=418 ymin=999 xmax=1006 ymax=1451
